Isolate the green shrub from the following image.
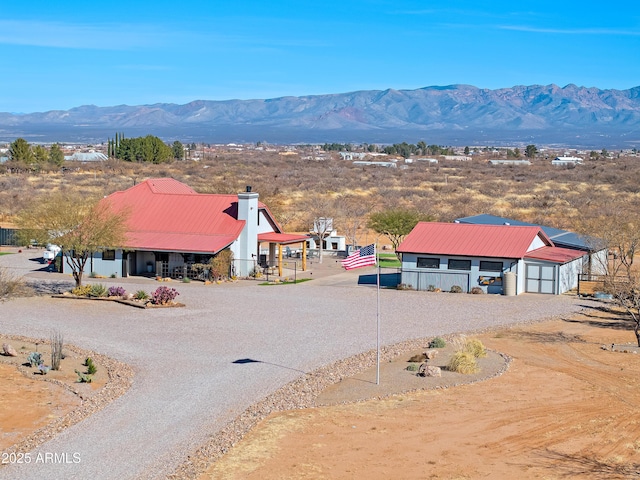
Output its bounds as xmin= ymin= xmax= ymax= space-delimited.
xmin=427 ymin=284 xmax=436 ymax=292
xmin=88 ymin=283 xmax=108 ymax=297
xmin=406 ymin=363 xmax=419 ymax=371
xmin=134 ymin=290 xmax=149 ymax=300
xmin=71 ymin=285 xmax=92 ymax=296
xmin=85 ymin=357 xmax=97 ymax=375
xmin=447 ymin=351 xmax=479 ymax=374
xmin=450 ymin=285 xmax=463 ymax=293
xmin=89 ymin=271 xmax=98 ymax=278
xmin=428 ymin=337 xmax=446 ymax=349
xmin=464 ymin=338 xmax=487 ymax=358
xmin=182 ymin=277 xmax=191 ymax=283
xmin=75 ymin=369 xmax=92 ymax=383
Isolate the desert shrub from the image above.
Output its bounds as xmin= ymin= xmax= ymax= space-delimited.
xmin=134 ymin=290 xmax=149 ymax=300
xmin=50 ymin=330 xmax=64 ymax=371
xmin=209 ymin=249 xmax=233 ymax=280
xmin=182 ymin=277 xmax=191 ymax=283
xmin=150 ymin=286 xmax=179 ymax=305
xmin=75 ymin=369 xmax=92 ymax=383
xmin=406 ymin=363 xmax=419 ymax=371
xmin=470 ymin=286 xmax=484 ymax=294
xmin=0 ymin=267 xmax=32 ymax=300
xmin=450 ymin=285 xmax=463 ymax=293
xmin=71 ymin=284 xmax=92 ymax=296
xmin=85 ymin=357 xmax=97 ymax=375
xmin=88 ymin=283 xmax=108 ymax=297
xmin=108 ymin=286 xmax=126 ymax=297
xmin=464 ymin=338 xmax=487 ymax=358
xmin=447 ymin=351 xmax=479 ymax=374
xmin=427 ymin=284 xmax=436 ymax=292
xmin=408 ymin=353 xmax=427 ymax=363
xmin=89 ymin=271 xmax=98 ymax=278
xmin=428 ymin=337 xmax=446 ymax=349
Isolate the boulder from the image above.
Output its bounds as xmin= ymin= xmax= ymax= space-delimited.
xmin=425 ymin=349 xmax=439 ymax=360
xmin=2 ymin=343 xmax=17 ymax=357
xmin=422 ymin=366 xmax=442 ymax=377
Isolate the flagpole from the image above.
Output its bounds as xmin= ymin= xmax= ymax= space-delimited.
xmin=376 ymin=246 xmax=380 ymax=385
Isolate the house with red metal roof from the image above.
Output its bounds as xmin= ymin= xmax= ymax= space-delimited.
xmin=397 ymin=222 xmax=588 ymax=295
xmin=77 ymin=178 xmax=308 ymax=278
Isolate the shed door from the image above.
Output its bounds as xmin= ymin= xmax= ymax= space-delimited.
xmin=525 ymin=263 xmax=555 ymax=294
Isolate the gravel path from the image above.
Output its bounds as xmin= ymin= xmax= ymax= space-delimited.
xmin=0 ymin=250 xmax=598 ymax=479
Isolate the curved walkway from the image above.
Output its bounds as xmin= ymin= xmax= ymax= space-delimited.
xmin=0 ymin=251 xmax=597 ymax=479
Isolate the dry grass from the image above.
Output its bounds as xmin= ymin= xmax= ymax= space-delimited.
xmin=3 ymin=149 xmax=640 ymax=239
xmin=0 ymin=267 xmax=32 ymax=300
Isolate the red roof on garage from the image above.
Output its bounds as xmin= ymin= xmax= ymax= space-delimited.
xmin=397 ymin=222 xmax=553 ymax=258
xmin=103 ymin=178 xmax=274 ymax=254
xmin=524 ymin=246 xmax=586 ymax=263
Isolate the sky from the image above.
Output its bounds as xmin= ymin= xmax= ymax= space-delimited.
xmin=1 ymin=0 xmax=638 ymax=113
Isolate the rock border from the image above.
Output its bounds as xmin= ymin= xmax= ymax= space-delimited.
xmin=51 ymin=294 xmax=185 ymax=309
xmin=168 ymin=332 xmax=512 ymax=479
xmin=0 ymin=334 xmax=134 ymax=457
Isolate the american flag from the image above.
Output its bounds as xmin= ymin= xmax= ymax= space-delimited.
xmin=341 ymin=243 xmax=376 ymax=270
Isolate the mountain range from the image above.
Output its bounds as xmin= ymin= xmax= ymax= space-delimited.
xmin=1 ymin=84 xmax=639 ymax=148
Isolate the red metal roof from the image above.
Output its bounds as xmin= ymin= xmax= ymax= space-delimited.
xmin=103 ymin=178 xmax=276 ymax=254
xmin=524 ymin=246 xmax=586 ymax=263
xmin=397 ymin=222 xmax=552 ymax=258
xmin=258 ymin=232 xmax=309 ymax=244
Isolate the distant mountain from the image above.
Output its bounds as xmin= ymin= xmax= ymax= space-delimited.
xmin=1 ymin=84 xmax=639 ymax=147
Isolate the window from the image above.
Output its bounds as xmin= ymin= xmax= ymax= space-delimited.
xmin=480 ymin=260 xmax=503 ymax=272
xmin=417 ymin=257 xmax=440 ymax=269
xmin=102 ymin=250 xmax=116 ymax=261
xmin=448 ymin=259 xmax=471 ymax=270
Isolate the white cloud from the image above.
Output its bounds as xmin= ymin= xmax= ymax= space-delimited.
xmin=499 ymin=25 xmax=640 ymax=36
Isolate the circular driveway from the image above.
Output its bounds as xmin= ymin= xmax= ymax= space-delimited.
xmin=0 ymin=251 xmax=595 ymax=479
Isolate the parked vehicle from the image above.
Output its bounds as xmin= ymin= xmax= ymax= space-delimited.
xmin=43 ymin=244 xmax=61 ymax=263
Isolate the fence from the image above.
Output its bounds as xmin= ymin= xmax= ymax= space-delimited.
xmin=577 ymin=273 xmax=630 ymax=297
xmin=0 ymin=228 xmax=18 ymax=246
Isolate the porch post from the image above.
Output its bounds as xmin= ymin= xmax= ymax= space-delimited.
xmin=302 ymin=241 xmax=307 ymax=271
xmin=278 ymin=244 xmax=283 ymax=277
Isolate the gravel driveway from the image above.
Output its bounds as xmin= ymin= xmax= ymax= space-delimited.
xmin=0 ymin=250 xmax=597 ymax=479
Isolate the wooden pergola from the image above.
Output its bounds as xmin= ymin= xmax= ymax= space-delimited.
xmin=257 ymin=232 xmax=310 ymax=277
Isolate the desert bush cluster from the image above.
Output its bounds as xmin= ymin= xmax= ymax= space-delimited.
xmin=2 ymin=147 xmax=640 ymax=242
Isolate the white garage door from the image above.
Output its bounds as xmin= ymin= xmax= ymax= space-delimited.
xmin=525 ymin=263 xmax=556 ymax=294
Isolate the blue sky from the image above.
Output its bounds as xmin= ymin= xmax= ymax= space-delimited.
xmin=1 ymin=0 xmax=638 ymax=113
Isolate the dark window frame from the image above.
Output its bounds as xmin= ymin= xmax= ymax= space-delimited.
xmin=479 ymin=260 xmax=503 ymax=272
xmin=448 ymin=258 xmax=471 ymax=271
xmin=102 ymin=250 xmax=116 ymax=261
xmin=417 ymin=257 xmax=440 ymax=269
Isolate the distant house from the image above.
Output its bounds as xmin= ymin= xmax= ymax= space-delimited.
xmin=353 ymin=160 xmax=397 ymax=168
xmin=488 ymin=159 xmax=531 ymax=166
xmin=67 ymin=178 xmax=308 ymax=278
xmin=552 ymin=156 xmax=583 ymax=166
xmin=64 ymin=152 xmax=108 ymax=162
xmin=339 ymin=152 xmax=366 ymax=160
xmin=397 ymin=222 xmax=591 ymax=295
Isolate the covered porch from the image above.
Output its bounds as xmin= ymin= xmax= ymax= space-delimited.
xmin=258 ymin=232 xmax=310 ymax=277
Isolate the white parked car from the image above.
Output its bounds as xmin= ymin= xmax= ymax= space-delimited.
xmin=43 ymin=244 xmax=61 ymax=263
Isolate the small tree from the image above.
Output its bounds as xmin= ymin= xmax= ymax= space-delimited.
xmin=368 ymin=209 xmax=432 ymax=259
xmin=17 ymin=194 xmax=129 ymax=287
xmin=525 ymin=144 xmax=538 ymax=159
xmin=209 ymin=249 xmax=234 ymax=280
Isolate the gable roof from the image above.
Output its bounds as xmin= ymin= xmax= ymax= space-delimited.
xmin=104 ymin=178 xmax=276 ymax=254
xmin=397 ymin=222 xmax=552 ymax=258
xmin=455 ymin=214 xmax=601 ymax=251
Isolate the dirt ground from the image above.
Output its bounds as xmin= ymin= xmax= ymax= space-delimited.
xmin=3 ymin=305 xmax=640 ymax=479
xmin=0 ymin=335 xmax=107 ymax=452
xmin=201 ymin=304 xmax=640 ymax=480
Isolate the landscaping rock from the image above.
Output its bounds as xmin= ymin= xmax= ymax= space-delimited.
xmin=425 ymin=349 xmax=439 ymax=360
xmin=422 ymin=366 xmax=442 ymax=377
xmin=2 ymin=343 xmax=18 ymax=357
